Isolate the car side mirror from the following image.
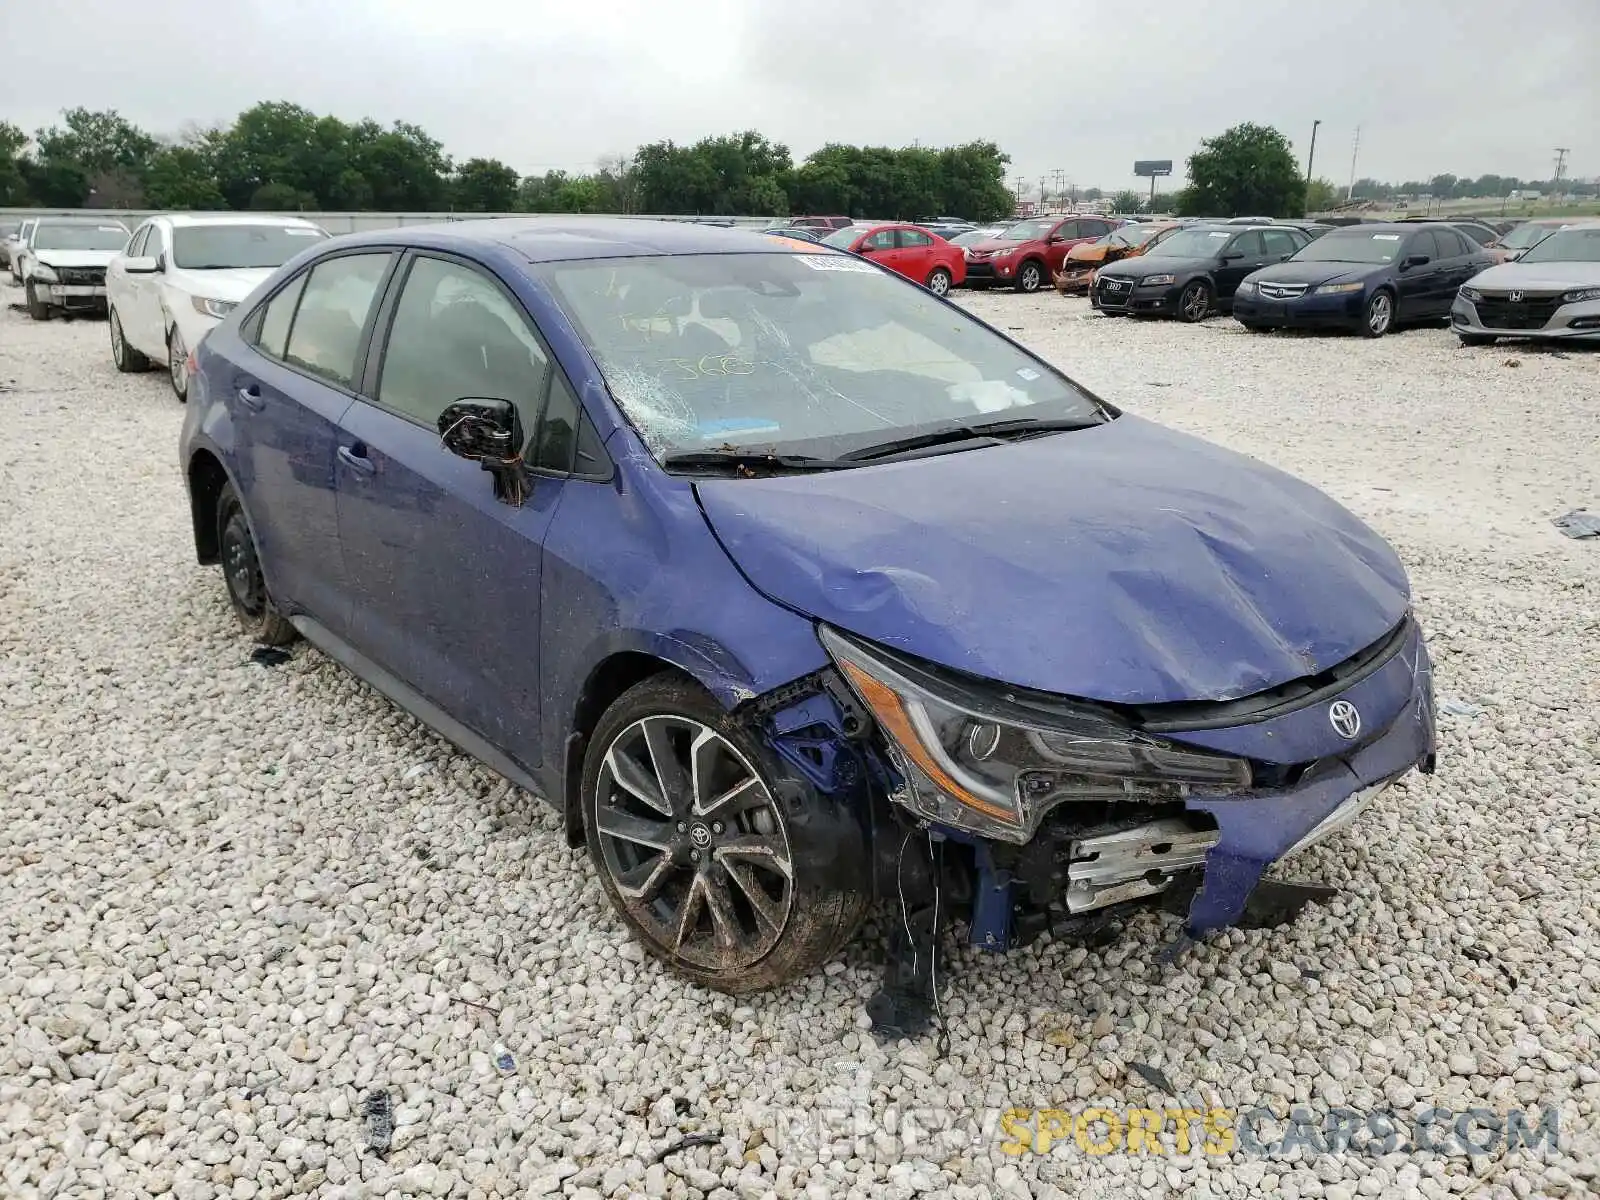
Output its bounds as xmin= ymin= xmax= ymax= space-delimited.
xmin=123 ymin=256 xmax=159 ymax=274
xmin=437 ymin=398 xmax=530 ymax=506
xmin=1047 ymin=233 xmax=1065 ymax=243
xmin=1220 ymin=251 xmax=1244 ymax=261
xmin=1401 ymin=254 xmax=1430 ymax=269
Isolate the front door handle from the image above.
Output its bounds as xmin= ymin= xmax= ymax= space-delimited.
xmin=237 ymin=383 xmax=265 ymax=412
xmin=337 ymin=444 xmax=376 ymax=475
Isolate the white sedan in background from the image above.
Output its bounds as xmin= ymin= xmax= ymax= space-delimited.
xmin=107 ymin=214 xmax=329 ymax=399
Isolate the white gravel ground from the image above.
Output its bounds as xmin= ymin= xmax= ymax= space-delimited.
xmin=1 ymin=284 xmax=1597 ymax=1200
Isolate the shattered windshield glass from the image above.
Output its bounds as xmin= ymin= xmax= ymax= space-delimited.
xmin=540 ymin=252 xmax=1102 ymax=461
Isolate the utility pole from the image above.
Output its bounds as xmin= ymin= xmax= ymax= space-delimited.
xmin=1345 ymin=125 xmax=1361 ymax=203
xmin=1553 ymin=148 xmax=1570 ymax=194
xmin=1303 ymin=118 xmax=1321 ymax=214
xmin=1051 ymin=168 xmax=1065 ymax=209
xmin=1012 ymin=176 xmax=1024 ymax=212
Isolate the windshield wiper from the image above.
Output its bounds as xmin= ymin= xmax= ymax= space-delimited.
xmin=661 ymin=449 xmax=852 ymax=475
xmin=838 ymin=415 xmax=1105 ymax=463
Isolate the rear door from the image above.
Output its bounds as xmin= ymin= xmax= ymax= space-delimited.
xmin=333 ymin=252 xmax=561 ymax=768
xmin=1260 ymin=228 xmax=1302 ymax=265
xmin=228 ymin=249 xmax=397 ymax=634
xmin=1431 ymin=228 xmax=1477 ymax=309
xmin=896 ymin=227 xmax=937 ymax=283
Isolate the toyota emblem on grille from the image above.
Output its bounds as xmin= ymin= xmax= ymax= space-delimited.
xmin=1328 ymin=700 xmax=1362 ymax=740
xmin=1508 ymin=290 xmax=1524 ymax=302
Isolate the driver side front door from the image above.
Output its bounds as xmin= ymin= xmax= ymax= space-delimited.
xmin=334 ymin=252 xmax=561 ymax=769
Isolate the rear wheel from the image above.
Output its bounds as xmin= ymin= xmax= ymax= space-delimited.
xmin=1015 ymin=260 xmax=1045 ymax=293
xmin=167 ymin=324 xmax=189 ymax=401
xmin=1177 ymin=280 xmax=1212 ymax=322
xmin=1361 ymin=289 xmax=1394 ymax=338
xmin=217 ymin=482 xmax=297 ymax=646
xmin=110 ymin=309 xmax=150 ymax=371
xmin=25 ymin=282 xmax=52 ymax=321
xmin=926 ymin=267 xmax=953 ymax=297
xmin=582 ymin=676 xmax=869 ymax=993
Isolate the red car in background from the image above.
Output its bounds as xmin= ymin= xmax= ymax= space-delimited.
xmin=822 ymin=223 xmax=967 ymax=296
xmin=963 ymin=214 xmax=1122 ymax=292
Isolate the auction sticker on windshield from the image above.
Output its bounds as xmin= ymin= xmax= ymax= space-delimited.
xmin=794 ymin=255 xmax=878 ymax=273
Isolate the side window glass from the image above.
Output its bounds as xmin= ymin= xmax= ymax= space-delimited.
xmin=1414 ymin=231 xmax=1443 ymax=261
xmin=575 ymin=412 xmax=609 ymax=478
xmin=378 ymin=256 xmax=549 ymax=427
xmin=255 ymin=273 xmax=309 ymax=360
xmin=531 ymin=370 xmax=579 ymax=472
xmin=900 ymin=229 xmax=933 ymax=248
xmin=1229 ymin=231 xmax=1265 ymax=257
xmin=1262 ymin=230 xmax=1298 ymax=257
xmin=862 ymin=229 xmax=896 ymax=252
xmin=144 ymin=224 xmax=165 ymax=261
xmin=1056 ymin=220 xmax=1080 ymax=239
xmin=283 ymin=253 xmax=392 ymax=388
xmin=126 ymin=226 xmax=149 ymax=257
xmin=1457 ymin=225 xmax=1492 ymax=247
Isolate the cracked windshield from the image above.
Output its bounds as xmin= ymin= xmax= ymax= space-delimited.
xmin=542 ymin=252 xmax=1102 ymax=460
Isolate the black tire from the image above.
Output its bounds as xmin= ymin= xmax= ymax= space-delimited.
xmin=1360 ymin=289 xmax=1395 ymax=338
xmin=216 ymin=482 xmax=297 ymax=646
xmin=109 ymin=309 xmax=150 ymax=372
xmin=167 ymin=324 xmax=189 ymax=402
xmin=1458 ymin=333 xmax=1496 ymax=347
xmin=1176 ymin=279 xmax=1212 ymax=322
xmin=926 ymin=267 xmax=953 ymax=297
xmin=25 ymin=282 xmax=52 ymax=321
xmin=582 ymin=675 xmax=870 ymax=993
xmin=1015 ymin=259 xmax=1045 ymax=293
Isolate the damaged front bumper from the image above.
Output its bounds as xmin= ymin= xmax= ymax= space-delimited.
xmin=804 ymin=616 xmax=1436 ymax=950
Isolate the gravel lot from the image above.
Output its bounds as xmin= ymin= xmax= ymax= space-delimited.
xmin=1 ymin=283 xmax=1596 ymax=1200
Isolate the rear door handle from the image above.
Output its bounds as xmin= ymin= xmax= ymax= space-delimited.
xmin=237 ymin=383 xmax=265 ymax=412
xmin=337 ymin=444 xmax=376 ymax=475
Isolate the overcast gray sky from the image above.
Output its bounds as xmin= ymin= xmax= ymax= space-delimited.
xmin=5 ymin=0 xmax=1597 ymax=191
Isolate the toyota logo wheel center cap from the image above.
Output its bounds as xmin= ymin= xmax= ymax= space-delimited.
xmin=1329 ymin=699 xmax=1362 ymax=740
xmin=688 ymin=823 xmax=713 ymax=849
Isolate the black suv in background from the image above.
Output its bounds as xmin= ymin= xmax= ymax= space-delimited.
xmin=1093 ymin=224 xmax=1312 ymax=321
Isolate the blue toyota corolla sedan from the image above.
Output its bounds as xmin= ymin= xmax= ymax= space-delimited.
xmin=179 ymin=218 xmax=1436 ymax=1011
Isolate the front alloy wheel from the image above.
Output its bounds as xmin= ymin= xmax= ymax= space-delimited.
xmin=1178 ymin=280 xmax=1212 ymax=322
xmin=168 ymin=326 xmax=189 ymax=400
xmin=1363 ymin=290 xmax=1394 ymax=338
xmin=594 ymin=715 xmax=794 ymax=972
xmin=583 ymin=677 xmax=869 ymax=992
xmin=926 ymin=267 xmax=952 ymax=297
xmin=1016 ymin=261 xmax=1044 ymax=293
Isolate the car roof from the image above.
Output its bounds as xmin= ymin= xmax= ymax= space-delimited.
xmin=324 ymin=216 xmax=850 ymax=264
xmin=159 ymin=213 xmax=325 ymax=229
xmin=34 ymin=215 xmax=129 ymax=225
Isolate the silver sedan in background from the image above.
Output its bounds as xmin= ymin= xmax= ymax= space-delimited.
xmin=1452 ymin=221 xmax=1600 ymax=345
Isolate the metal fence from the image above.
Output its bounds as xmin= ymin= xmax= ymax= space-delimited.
xmin=0 ymin=208 xmax=777 ymax=234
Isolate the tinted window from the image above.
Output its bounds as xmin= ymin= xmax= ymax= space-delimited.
xmin=173 ymin=224 xmax=328 ymax=270
xmin=900 ymin=229 xmax=934 ymax=248
xmin=282 ymin=253 xmax=391 ymax=387
xmin=1411 ymin=231 xmax=1444 ymax=261
xmin=861 ymin=228 xmax=896 ymax=251
xmin=1148 ymin=228 xmax=1235 ymax=257
xmin=1261 ymin=229 xmax=1300 ymax=258
xmin=532 ymin=371 xmax=579 ymax=472
xmin=256 ymin=274 xmax=308 ymax=360
xmin=378 ymin=256 xmax=548 ymax=426
xmin=1227 ymin=231 xmax=1265 ymax=257
xmin=1292 ymin=230 xmax=1405 ymax=263
xmin=575 ymin=412 xmax=609 ymax=478
xmin=1455 ymin=224 xmax=1494 ymax=247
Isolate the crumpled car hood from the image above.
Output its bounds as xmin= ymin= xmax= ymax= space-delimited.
xmin=695 ymin=415 xmax=1411 ymax=705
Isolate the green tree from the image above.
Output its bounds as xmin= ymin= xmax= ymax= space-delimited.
xmin=250 ymin=182 xmax=318 ymax=211
xmin=144 ymin=144 xmax=226 ymax=209
xmin=20 ymin=159 xmax=89 ymax=207
xmin=1178 ymin=122 xmax=1304 ymax=218
xmin=0 ymin=121 xmax=30 ymax=205
xmin=34 ymin=108 xmax=158 ymax=179
xmin=1110 ymin=189 xmax=1143 ymax=214
xmin=1303 ymin=177 xmax=1339 ymax=214
xmin=451 ymin=157 xmax=519 ymax=211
